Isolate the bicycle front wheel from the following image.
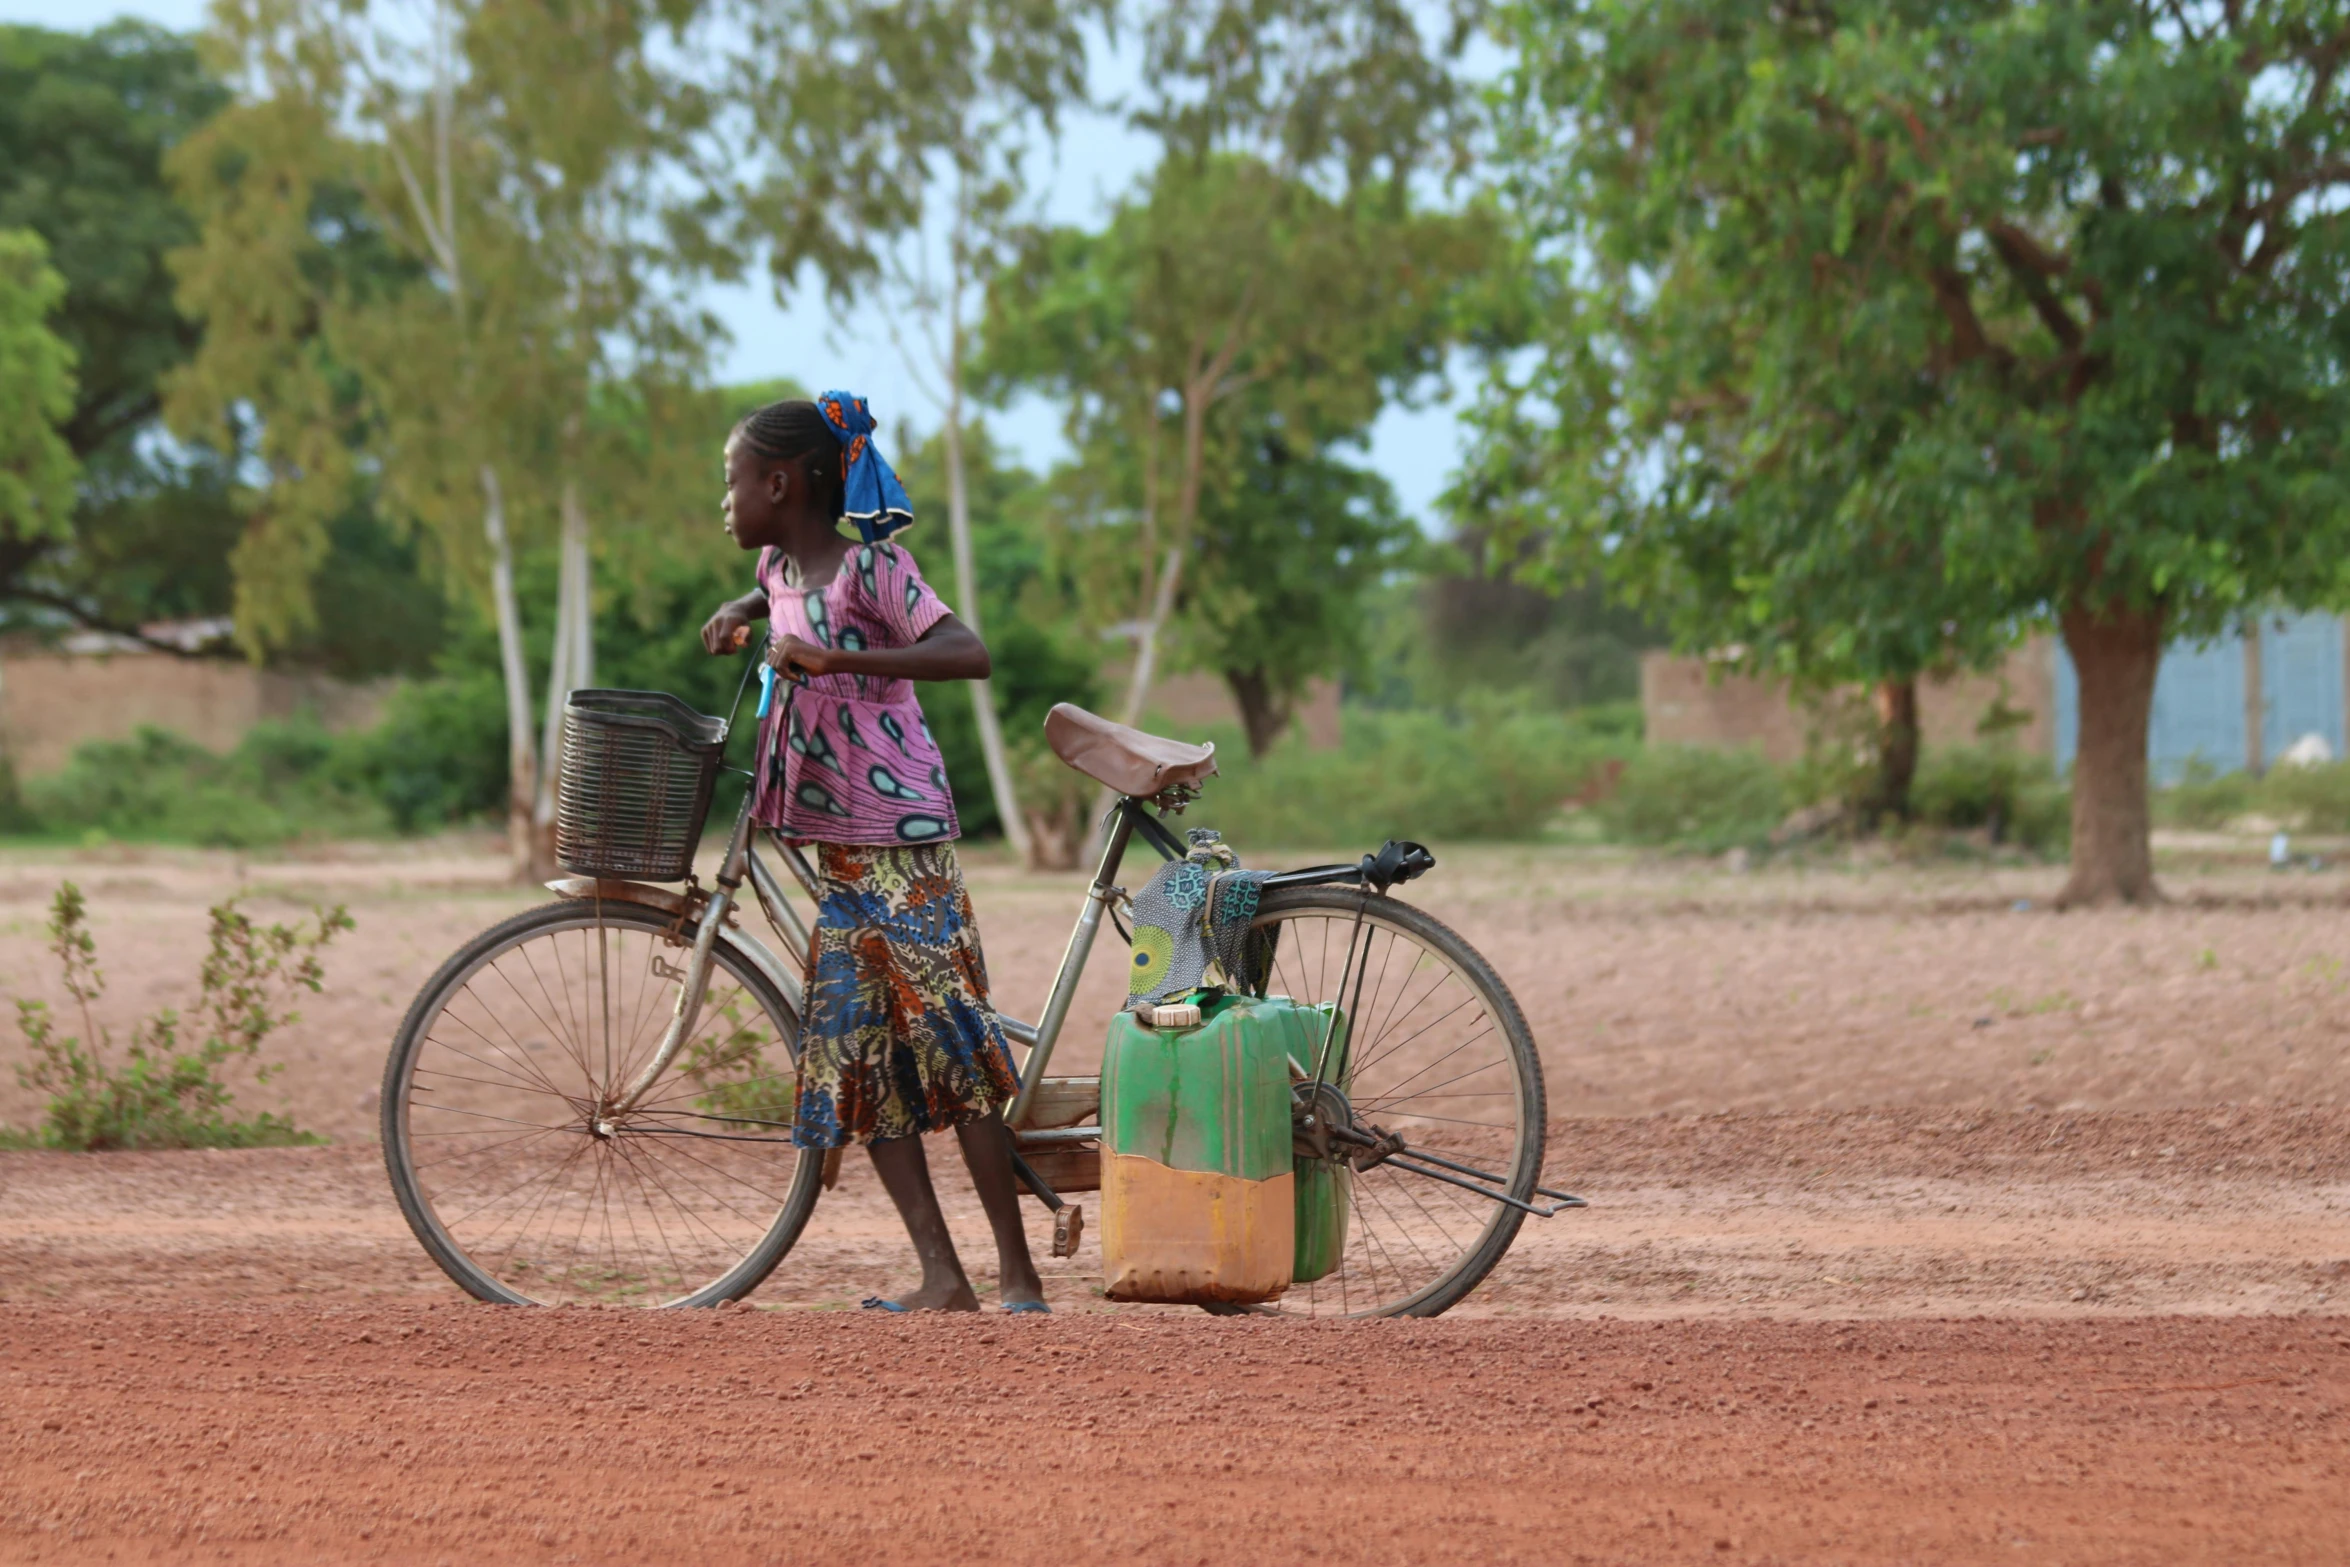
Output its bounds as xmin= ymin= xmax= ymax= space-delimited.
xmin=1216 ymin=885 xmax=1545 ymax=1318
xmin=382 ymin=900 xmax=822 ymax=1307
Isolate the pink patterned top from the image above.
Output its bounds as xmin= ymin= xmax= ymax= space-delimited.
xmin=749 ymin=540 xmax=961 ymax=845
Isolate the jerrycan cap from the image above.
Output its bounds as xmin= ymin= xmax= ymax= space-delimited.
xmin=1145 ymin=1000 xmax=1203 ymax=1030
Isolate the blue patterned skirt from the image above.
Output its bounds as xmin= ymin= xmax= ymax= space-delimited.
xmin=790 ymin=842 xmax=1020 ymax=1149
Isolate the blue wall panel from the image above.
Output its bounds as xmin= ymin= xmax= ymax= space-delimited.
xmin=2051 ymin=615 xmax=2344 ymax=781
xmin=2261 ymin=613 xmax=2344 ymax=762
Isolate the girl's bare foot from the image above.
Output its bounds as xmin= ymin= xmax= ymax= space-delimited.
xmin=889 ymin=1279 xmax=981 ymax=1312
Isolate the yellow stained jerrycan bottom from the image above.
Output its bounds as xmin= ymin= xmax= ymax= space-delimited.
xmin=1100 ymin=1151 xmax=1294 ymax=1305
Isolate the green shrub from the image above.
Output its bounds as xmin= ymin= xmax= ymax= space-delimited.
xmin=2155 ymin=756 xmax=2259 ymax=829
xmin=22 ymin=721 xmax=390 ymax=847
xmin=6 ymin=882 xmax=349 ymax=1150
xmin=336 ymin=668 xmax=511 ymax=833
xmin=1188 ymin=703 xmax=1630 ymax=849
xmin=1912 ymin=745 xmax=2069 ymax=854
xmin=2259 ymin=760 xmax=2350 ymax=833
xmin=1597 ymin=745 xmax=1785 ymax=851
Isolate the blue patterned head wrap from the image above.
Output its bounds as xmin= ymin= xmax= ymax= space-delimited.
xmin=817 ymin=390 xmax=914 ymax=543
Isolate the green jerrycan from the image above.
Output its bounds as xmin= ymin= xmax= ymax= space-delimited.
xmin=1100 ymin=993 xmax=1299 ymax=1304
xmin=1289 ymin=1001 xmax=1350 ymax=1286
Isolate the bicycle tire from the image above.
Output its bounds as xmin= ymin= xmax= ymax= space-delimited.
xmin=1203 ymin=885 xmax=1545 ymax=1318
xmin=382 ymin=900 xmax=823 ymax=1307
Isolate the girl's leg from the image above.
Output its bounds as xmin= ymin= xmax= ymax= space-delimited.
xmin=865 ymin=1133 xmax=980 ymax=1311
xmin=953 ymin=1109 xmax=1046 ymax=1307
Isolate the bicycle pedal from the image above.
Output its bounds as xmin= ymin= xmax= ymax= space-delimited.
xmin=1051 ymin=1203 xmax=1084 ymax=1258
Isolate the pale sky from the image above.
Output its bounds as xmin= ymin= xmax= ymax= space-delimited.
xmin=10 ymin=0 xmax=1480 ymax=524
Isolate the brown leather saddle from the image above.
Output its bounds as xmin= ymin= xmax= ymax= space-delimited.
xmin=1043 ymin=703 xmax=1218 ymax=798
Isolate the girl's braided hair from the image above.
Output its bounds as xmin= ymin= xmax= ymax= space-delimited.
xmin=733 ymin=400 xmax=846 ymax=519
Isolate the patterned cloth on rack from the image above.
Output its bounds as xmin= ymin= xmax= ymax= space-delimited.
xmin=1124 ymin=828 xmax=1277 ymax=1005
xmin=790 ymin=842 xmax=1019 ymax=1149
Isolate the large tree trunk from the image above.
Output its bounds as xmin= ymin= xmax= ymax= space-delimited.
xmin=482 ymin=465 xmax=538 ymax=884
xmin=2057 ymin=602 xmax=2164 ymax=907
xmin=1224 ymin=666 xmax=1293 ymax=759
xmin=1868 ymin=676 xmax=1920 ymax=822
xmin=939 ymin=368 xmax=1034 ymax=865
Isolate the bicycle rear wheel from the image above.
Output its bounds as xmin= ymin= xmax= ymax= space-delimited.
xmin=1213 ymin=885 xmax=1544 ymax=1317
xmin=382 ymin=900 xmax=821 ymax=1307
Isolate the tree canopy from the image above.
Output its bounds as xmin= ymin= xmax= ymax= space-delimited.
xmin=0 ymin=229 xmax=79 ymax=549
xmin=1476 ymin=0 xmax=2350 ymax=901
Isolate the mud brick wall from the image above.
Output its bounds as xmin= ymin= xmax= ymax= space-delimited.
xmin=1641 ymin=642 xmax=2057 ymax=762
xmin=0 ymin=651 xmax=391 ymax=776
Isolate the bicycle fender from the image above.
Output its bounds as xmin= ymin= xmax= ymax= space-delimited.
xmin=543 ymin=877 xmax=804 ymax=1018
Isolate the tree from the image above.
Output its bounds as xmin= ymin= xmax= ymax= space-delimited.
xmin=0 ymin=22 xmax=223 ymax=463
xmin=972 ymin=0 xmax=1479 ymax=742
xmin=170 ymin=0 xmax=714 ymax=877
xmin=0 ymin=229 xmax=79 ymax=549
xmin=1180 ymin=414 xmax=1415 ymax=756
xmin=1479 ymin=0 xmax=2350 ymax=903
xmin=981 ymin=154 xmax=1489 ymax=742
xmin=0 ymin=22 xmax=242 ymax=648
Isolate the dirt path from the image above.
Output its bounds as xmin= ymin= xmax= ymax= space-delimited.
xmin=6 ymin=1109 xmax=2348 ymax=1319
xmin=5 ymin=1307 xmax=2345 ymax=1565
xmin=6 ymin=843 xmax=2350 ymax=1148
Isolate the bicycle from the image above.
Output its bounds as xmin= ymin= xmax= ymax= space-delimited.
xmin=381 ymin=680 xmax=1581 ymax=1317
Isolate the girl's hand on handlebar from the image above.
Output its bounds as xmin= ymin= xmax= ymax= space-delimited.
xmin=766 ymin=634 xmax=831 ymax=681
xmin=701 ymin=605 xmax=755 ymax=656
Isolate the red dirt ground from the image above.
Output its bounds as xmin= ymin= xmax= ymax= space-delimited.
xmin=6 ymin=845 xmax=2350 ymax=1562
xmin=5 ymin=1308 xmax=2346 ymax=1565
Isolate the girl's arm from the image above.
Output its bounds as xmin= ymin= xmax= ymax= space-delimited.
xmin=701 ymin=590 xmax=771 ymax=655
xmin=769 ymin=613 xmax=990 ymax=683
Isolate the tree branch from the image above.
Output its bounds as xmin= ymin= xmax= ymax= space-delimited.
xmin=1927 ymin=265 xmax=2001 ymax=366
xmin=1986 ymin=224 xmax=2083 ymax=349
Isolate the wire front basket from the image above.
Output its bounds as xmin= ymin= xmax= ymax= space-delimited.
xmin=555 ymin=689 xmax=727 ymax=882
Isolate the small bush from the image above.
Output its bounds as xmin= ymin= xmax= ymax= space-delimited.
xmin=22 ymin=721 xmax=390 ymax=846
xmin=2156 ymin=757 xmax=2259 ymax=830
xmin=1190 ymin=703 xmax=1631 ymax=849
xmin=1912 ymin=745 xmax=2069 ymax=854
xmin=336 ymin=668 xmax=512 ymax=833
xmin=6 ymin=882 xmax=350 ymax=1150
xmin=2260 ymin=760 xmax=2350 ymax=833
xmin=1598 ymin=745 xmax=1785 ymax=851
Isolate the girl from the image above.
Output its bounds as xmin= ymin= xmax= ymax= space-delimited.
xmin=700 ymin=392 xmax=1046 ymax=1314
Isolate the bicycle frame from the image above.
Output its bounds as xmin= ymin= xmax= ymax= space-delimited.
xmin=606 ymin=778 xmax=1157 ymax=1141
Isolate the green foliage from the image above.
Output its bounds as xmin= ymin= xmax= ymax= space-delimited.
xmin=0 ymin=21 xmax=222 ymax=462
xmin=7 ymin=881 xmax=347 ymax=1150
xmin=1476 ymin=0 xmax=2350 ymax=891
xmin=1361 ymin=556 xmax=1661 ymax=713
xmin=982 ymin=153 xmax=1500 ymax=741
xmin=22 ymin=721 xmax=391 ymax=847
xmin=2257 ymin=763 xmax=2350 ymax=835
xmin=1911 ymin=747 xmax=2070 ymax=854
xmin=2154 ymin=758 xmax=2259 ymax=831
xmin=1597 ymin=747 xmax=1785 ymax=853
xmin=1179 ymin=420 xmax=1421 ymax=753
xmin=338 ymin=669 xmax=510 ymax=834
xmin=1192 ymin=704 xmax=1632 ymax=849
xmin=0 ymin=226 xmax=79 ymax=545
